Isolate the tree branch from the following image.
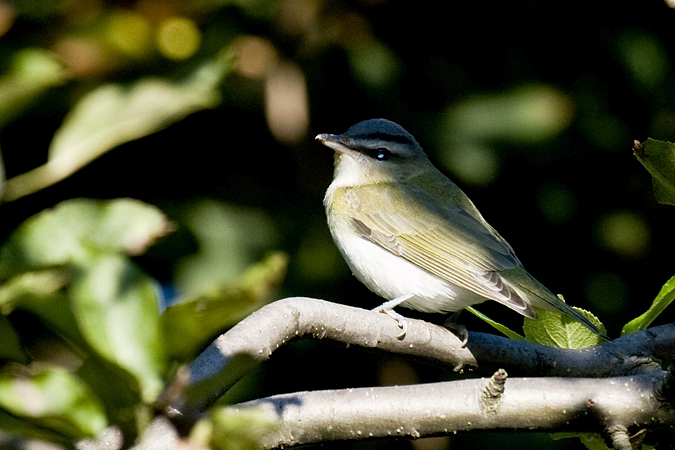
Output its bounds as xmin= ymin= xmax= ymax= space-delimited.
xmin=159 ymin=297 xmax=674 ymax=424
xmin=229 ymin=370 xmax=675 ymax=449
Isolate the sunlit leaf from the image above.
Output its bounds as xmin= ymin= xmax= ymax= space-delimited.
xmin=0 ymin=367 xmax=107 ymax=438
xmin=621 ymin=274 xmax=675 ymax=336
xmin=0 ymin=198 xmax=171 ymax=278
xmin=163 ymin=252 xmax=288 ymax=362
xmin=0 ymin=48 xmax=66 ymax=130
xmin=0 ymin=269 xmax=67 ymax=313
xmin=69 ymin=253 xmax=165 ymax=402
xmin=523 ymin=308 xmax=605 ymax=349
xmin=2 ymin=50 xmax=234 ymax=201
xmin=633 ymin=138 xmax=675 ymax=206
xmin=191 ymin=406 xmax=278 ymax=450
xmin=175 ymin=200 xmax=278 ymax=295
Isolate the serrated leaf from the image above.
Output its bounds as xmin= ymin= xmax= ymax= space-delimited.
xmin=622 ymin=274 xmax=675 ymax=336
xmin=633 ymin=138 xmax=675 ymax=206
xmin=0 ymin=198 xmax=170 ymax=278
xmin=465 ymin=306 xmax=525 ymax=340
xmin=162 ymin=252 xmax=288 ymax=362
xmin=523 ymin=308 xmax=605 ymax=349
xmin=70 ymin=253 xmax=165 ymax=402
xmin=0 ymin=367 xmax=107 ymax=438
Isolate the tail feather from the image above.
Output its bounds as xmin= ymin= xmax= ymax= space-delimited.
xmin=503 ymin=268 xmax=608 ymax=339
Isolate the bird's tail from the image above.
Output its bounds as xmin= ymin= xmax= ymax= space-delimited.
xmin=505 ymin=269 xmax=608 ymax=339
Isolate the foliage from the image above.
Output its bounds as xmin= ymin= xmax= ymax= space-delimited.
xmin=0 ymin=198 xmax=287 ymax=446
xmin=2 ymin=0 xmax=675 ymax=449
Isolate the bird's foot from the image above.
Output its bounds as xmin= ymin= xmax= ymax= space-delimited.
xmin=442 ymin=319 xmax=469 ymax=347
xmin=373 ymin=294 xmax=414 ymax=339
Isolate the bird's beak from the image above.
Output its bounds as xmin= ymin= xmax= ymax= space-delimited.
xmin=315 ymin=133 xmax=351 ymax=154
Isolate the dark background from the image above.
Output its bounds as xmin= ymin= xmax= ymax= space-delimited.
xmin=2 ymin=0 xmax=675 ymax=448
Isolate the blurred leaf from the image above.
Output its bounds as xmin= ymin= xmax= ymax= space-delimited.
xmin=0 ymin=198 xmax=171 ymax=279
xmin=0 ymin=408 xmax=72 ymax=447
xmin=621 ymin=274 xmax=675 ymax=336
xmin=1 ymin=145 xmax=5 ymax=198
xmin=0 ymin=269 xmax=68 ymax=313
xmin=2 ymin=50 xmax=234 ymax=201
xmin=0 ymin=269 xmax=88 ymax=350
xmin=163 ymin=252 xmax=288 ymax=362
xmin=0 ymin=315 xmax=27 ymax=363
xmin=633 ymin=138 xmax=675 ymax=206
xmin=76 ymin=356 xmax=147 ymax=437
xmin=175 ymin=200 xmax=278 ymax=295
xmin=618 ymin=31 xmax=667 ymax=91
xmin=70 ymin=253 xmax=165 ymax=402
xmin=349 ymin=40 xmax=400 ymax=88
xmin=523 ymin=308 xmax=605 ymax=349
xmin=465 ymin=306 xmax=525 ymax=341
xmin=191 ymin=406 xmax=277 ymax=450
xmin=0 ymin=198 xmax=171 ymax=402
xmin=443 ymin=84 xmax=573 ymax=144
xmin=0 ymin=367 xmax=107 ymax=439
xmin=88 ymin=199 xmax=173 ymax=256
xmin=0 ymin=48 xmax=66 ymax=130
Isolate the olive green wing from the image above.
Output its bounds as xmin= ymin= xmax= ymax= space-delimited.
xmin=343 ymin=185 xmax=535 ymax=317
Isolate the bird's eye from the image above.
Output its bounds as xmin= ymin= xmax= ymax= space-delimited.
xmin=368 ymin=148 xmax=392 ymax=161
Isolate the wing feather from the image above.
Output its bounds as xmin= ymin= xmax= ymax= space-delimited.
xmin=344 ymin=182 xmax=532 ymax=312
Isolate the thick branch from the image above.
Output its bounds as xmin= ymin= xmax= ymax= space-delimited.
xmin=231 ymin=371 xmax=675 ymax=449
xmin=159 ymin=297 xmax=674 ymax=422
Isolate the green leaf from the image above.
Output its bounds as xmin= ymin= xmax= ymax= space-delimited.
xmin=0 ymin=408 xmax=73 ymax=447
xmin=550 ymin=432 xmax=611 ymax=450
xmin=0 ymin=269 xmax=69 ymax=314
xmin=69 ymin=253 xmax=166 ymax=402
xmin=0 ymin=48 xmax=66 ymax=130
xmin=76 ymin=356 xmax=148 ymax=437
xmin=162 ymin=252 xmax=288 ymax=362
xmin=0 ymin=269 xmax=88 ymax=350
xmin=2 ymin=49 xmax=233 ymax=201
xmin=175 ymin=200 xmax=279 ymax=295
xmin=633 ymin=138 xmax=675 ymax=206
xmin=465 ymin=306 xmax=525 ymax=340
xmin=523 ymin=308 xmax=605 ymax=349
xmin=622 ymin=274 xmax=675 ymax=336
xmin=0 ymin=199 xmax=171 ymax=402
xmin=0 ymin=198 xmax=170 ymax=278
xmin=0 ymin=367 xmax=108 ymax=439
xmin=190 ymin=406 xmax=278 ymax=450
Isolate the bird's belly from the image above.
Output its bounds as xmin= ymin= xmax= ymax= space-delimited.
xmin=329 ymin=220 xmax=485 ymax=314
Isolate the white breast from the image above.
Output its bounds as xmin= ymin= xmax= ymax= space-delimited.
xmin=325 ymin=205 xmax=486 ymax=314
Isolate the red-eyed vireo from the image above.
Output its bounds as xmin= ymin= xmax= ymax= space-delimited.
xmin=317 ymin=118 xmax=604 ymax=338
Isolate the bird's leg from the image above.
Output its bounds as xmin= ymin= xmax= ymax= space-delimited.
xmin=442 ymin=311 xmax=468 ymax=346
xmin=372 ymin=294 xmax=414 ymax=338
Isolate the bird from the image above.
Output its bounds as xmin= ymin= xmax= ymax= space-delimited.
xmin=317 ymin=118 xmax=605 ymax=338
